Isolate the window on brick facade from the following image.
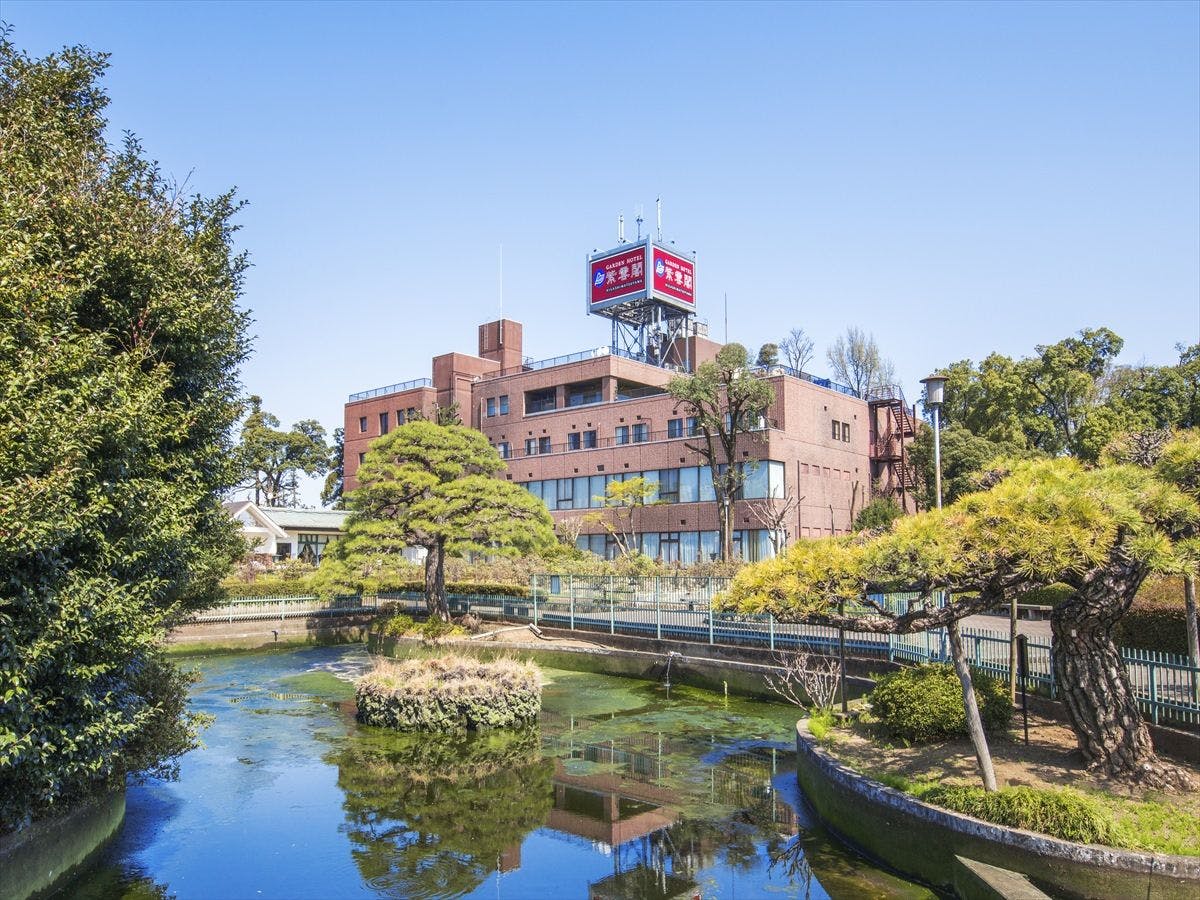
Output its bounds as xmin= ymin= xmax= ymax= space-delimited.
xmin=567 ymin=432 xmax=581 ymax=451
xmin=582 ymin=429 xmax=597 ymax=448
xmin=632 ymin=423 xmax=649 ymax=443
xmin=831 ymin=420 xmax=840 ymax=440
xmin=358 ymin=452 xmax=366 ymax=464
xmin=658 ymin=468 xmax=680 ymax=503
xmin=842 ymin=421 xmax=851 ymax=442
xmin=616 ymin=426 xmax=629 ymax=445
xmin=539 ymin=436 xmax=552 ymax=454
xmin=379 ymin=412 xmax=389 ymax=435
xmin=525 ymin=438 xmax=537 ymax=456
xmin=667 ymin=418 xmax=683 ymax=438
xmin=525 ymin=388 xmax=556 ymax=414
xmin=499 ymin=395 xmax=509 ymax=415
xmin=687 ymin=416 xmax=699 ymax=436
xmin=496 ymin=442 xmax=510 ymax=459
xmin=486 ymin=398 xmax=496 ymax=417
xmin=359 ymin=416 xmax=368 ymax=433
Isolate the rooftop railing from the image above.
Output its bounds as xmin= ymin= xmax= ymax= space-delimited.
xmin=751 ymin=365 xmax=859 ymax=398
xmin=348 ymin=377 xmax=433 ymax=403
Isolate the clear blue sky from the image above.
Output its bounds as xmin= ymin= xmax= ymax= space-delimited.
xmin=7 ymin=1 xmax=1199 ymax=503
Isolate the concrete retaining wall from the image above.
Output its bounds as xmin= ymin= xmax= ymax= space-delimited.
xmin=167 ymin=613 xmax=374 ymax=653
xmin=793 ymin=720 xmax=1200 ymax=899
xmin=0 ymin=791 xmax=125 ymax=900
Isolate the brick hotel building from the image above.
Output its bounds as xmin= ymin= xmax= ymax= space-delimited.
xmin=343 ymin=317 xmax=917 ymax=564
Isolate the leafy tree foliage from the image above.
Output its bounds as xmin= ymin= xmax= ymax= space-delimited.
xmin=332 ymin=421 xmax=555 ymax=620
xmin=321 ymin=426 xmax=345 ymax=508
xmin=0 ymin=37 xmax=247 ymax=829
xmin=236 ymin=395 xmax=329 ymax=506
xmin=721 ymin=433 xmax=1200 ymax=789
xmin=852 ymin=497 xmax=905 ymax=532
xmin=908 ymin=423 xmax=1039 ymax=509
xmin=935 ymin=330 xmax=1195 ymax=462
xmin=585 ymin=475 xmax=658 ymax=557
xmin=668 ymin=344 xmax=775 ymax=560
xmin=825 ymin=326 xmax=895 ymax=397
xmin=756 ymin=342 xmax=779 ymax=367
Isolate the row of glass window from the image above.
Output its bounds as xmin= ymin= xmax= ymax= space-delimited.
xmin=485 ymin=395 xmax=510 ymax=417
xmin=574 ymin=529 xmax=780 ymax=563
xmin=520 ymin=460 xmax=787 ymax=511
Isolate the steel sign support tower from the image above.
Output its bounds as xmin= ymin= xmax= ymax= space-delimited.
xmin=586 ymin=236 xmax=698 ymax=372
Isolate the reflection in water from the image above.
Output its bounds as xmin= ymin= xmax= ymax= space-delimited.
xmin=63 ymin=648 xmax=930 ymax=899
xmin=331 ymin=729 xmax=554 ymax=899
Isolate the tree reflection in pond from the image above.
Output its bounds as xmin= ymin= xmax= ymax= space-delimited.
xmin=330 ymin=728 xmax=553 ymax=899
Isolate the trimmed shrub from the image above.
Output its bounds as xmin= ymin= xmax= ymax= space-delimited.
xmin=379 ymin=613 xmax=416 ymax=637
xmin=918 ymin=784 xmax=1116 ymax=846
xmin=355 ymin=656 xmax=541 ymax=731
xmin=1114 ymin=577 xmax=1188 ymax=655
xmin=870 ymin=664 xmax=1011 ymax=742
xmin=1019 ymin=583 xmax=1075 ymax=607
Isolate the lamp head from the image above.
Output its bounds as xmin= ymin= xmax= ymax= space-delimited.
xmin=920 ymin=373 xmax=947 ymax=407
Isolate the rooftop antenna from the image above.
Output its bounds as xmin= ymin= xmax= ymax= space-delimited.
xmin=724 ymin=292 xmax=729 ymax=343
xmin=635 ymin=204 xmax=644 ymax=241
xmin=498 ymin=242 xmax=503 ymax=320
xmin=656 ymin=197 xmax=662 ymax=242
xmin=617 ymin=213 xmax=625 ymax=244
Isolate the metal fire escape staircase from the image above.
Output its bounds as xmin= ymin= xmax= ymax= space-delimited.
xmin=867 ymin=386 xmax=918 ymax=510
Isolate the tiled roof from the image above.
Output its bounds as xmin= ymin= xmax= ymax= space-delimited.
xmin=258 ymin=507 xmax=349 ymax=531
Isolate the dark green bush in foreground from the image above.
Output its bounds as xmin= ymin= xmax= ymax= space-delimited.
xmin=870 ymin=664 xmax=1011 ymax=742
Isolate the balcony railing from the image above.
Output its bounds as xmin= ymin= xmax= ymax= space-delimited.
xmin=477 ymin=345 xmax=664 ymax=382
xmin=348 ymin=377 xmax=433 ymax=402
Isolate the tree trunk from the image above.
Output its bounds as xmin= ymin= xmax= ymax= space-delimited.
xmin=423 ymin=540 xmax=449 ymax=622
xmin=947 ymin=620 xmax=998 ymax=791
xmin=1183 ymin=574 xmax=1198 ymax=704
xmin=1008 ymin=597 xmax=1019 ymax=704
xmin=1050 ymin=559 xmax=1194 ymax=790
xmin=719 ymin=496 xmax=733 ymax=561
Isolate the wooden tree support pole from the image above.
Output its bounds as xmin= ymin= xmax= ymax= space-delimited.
xmin=948 ymin=619 xmax=998 ymax=792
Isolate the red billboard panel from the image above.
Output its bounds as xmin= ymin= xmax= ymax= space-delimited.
xmin=651 ymin=246 xmax=695 ymax=305
xmin=589 ymin=246 xmax=647 ymax=305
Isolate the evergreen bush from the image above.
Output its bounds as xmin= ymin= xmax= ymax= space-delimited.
xmin=869 ymin=664 xmax=1011 ymax=742
xmin=1113 ymin=577 xmax=1187 ymax=655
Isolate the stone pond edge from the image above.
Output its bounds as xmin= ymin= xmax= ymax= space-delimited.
xmin=0 ymin=790 xmax=126 ymax=900
xmin=793 ymin=718 xmax=1200 ymax=899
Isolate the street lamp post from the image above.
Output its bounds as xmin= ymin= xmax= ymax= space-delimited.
xmin=920 ymin=374 xmax=947 ymax=509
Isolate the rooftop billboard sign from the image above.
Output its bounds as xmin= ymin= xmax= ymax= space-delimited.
xmin=586 ymin=239 xmax=696 ymax=315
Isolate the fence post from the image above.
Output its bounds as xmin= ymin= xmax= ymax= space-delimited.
xmin=570 ymin=592 xmax=575 ymax=632
xmin=769 ymin=615 xmax=775 ymax=652
xmin=533 ymin=587 xmax=538 ymax=629
xmin=656 ymin=588 xmax=662 ymax=641
xmin=887 ymin=632 xmax=894 ymax=664
xmin=1149 ymin=660 xmax=1159 ymax=725
xmin=610 ymin=591 xmax=615 ymax=635
xmin=709 ymin=606 xmax=715 ymax=645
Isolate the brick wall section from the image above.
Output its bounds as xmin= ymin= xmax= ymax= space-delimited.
xmin=344 ymin=318 xmax=885 ymax=547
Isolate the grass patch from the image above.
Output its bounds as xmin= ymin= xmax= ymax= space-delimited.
xmin=808 ymin=707 xmax=837 ymax=741
xmin=864 ymin=774 xmax=1198 ymax=855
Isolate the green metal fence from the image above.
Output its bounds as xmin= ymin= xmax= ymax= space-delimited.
xmin=199 ymin=581 xmax=1200 ymax=727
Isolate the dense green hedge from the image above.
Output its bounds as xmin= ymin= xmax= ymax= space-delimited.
xmin=1114 ymin=577 xmax=1188 ymax=655
xmin=870 ymin=664 xmax=1011 ymax=743
xmin=1019 ymin=583 xmax=1075 ymax=607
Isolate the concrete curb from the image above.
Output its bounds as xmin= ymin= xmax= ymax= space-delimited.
xmin=794 ymin=720 xmax=1200 ymax=899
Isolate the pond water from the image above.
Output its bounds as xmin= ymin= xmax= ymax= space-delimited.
xmin=59 ymin=646 xmax=932 ymax=899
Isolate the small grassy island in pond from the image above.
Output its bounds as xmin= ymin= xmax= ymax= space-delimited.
xmin=355 ymin=655 xmax=541 ymax=731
